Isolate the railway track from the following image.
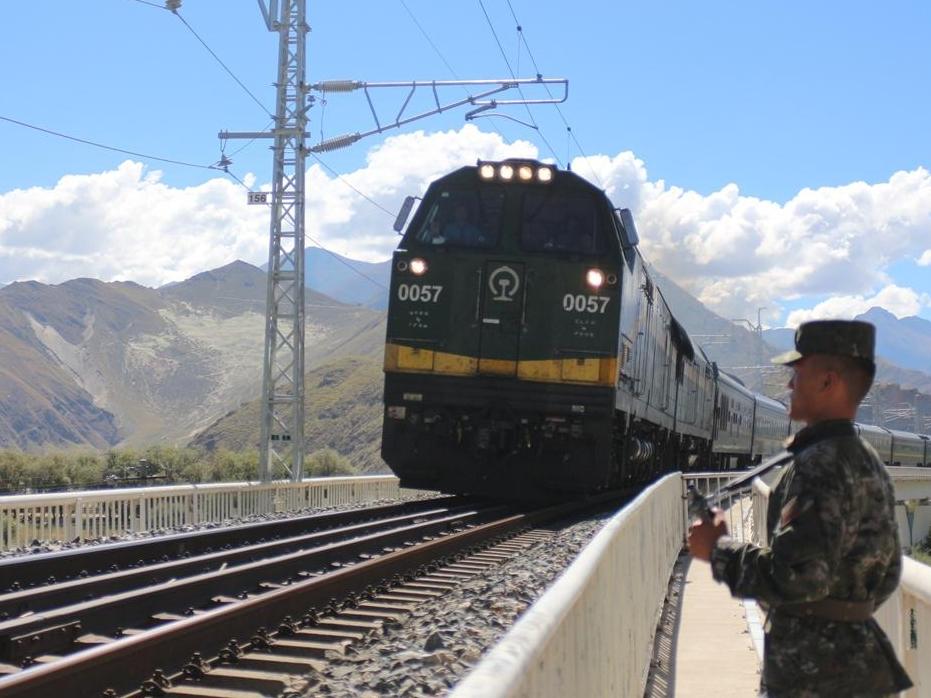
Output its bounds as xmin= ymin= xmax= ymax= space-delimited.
xmin=0 ymin=493 xmax=624 ymax=697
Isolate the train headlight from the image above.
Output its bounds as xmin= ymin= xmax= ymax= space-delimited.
xmin=499 ymin=164 xmax=514 ymax=181
xmin=586 ymin=268 xmax=605 ymax=289
xmin=410 ymin=258 xmax=428 ymax=276
xmin=518 ymin=165 xmax=533 ymax=181
xmin=537 ymin=166 xmax=554 ymax=183
xmin=479 ymin=164 xmax=495 ymax=180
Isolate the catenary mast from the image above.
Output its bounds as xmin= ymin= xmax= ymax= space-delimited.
xmin=223 ymin=0 xmax=308 ymax=481
xmin=221 ymin=1 xmax=567 ymax=482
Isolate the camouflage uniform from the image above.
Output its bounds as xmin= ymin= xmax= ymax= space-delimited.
xmin=711 ymin=419 xmax=912 ymax=697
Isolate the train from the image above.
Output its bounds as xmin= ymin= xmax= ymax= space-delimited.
xmin=380 ymin=158 xmax=930 ymax=497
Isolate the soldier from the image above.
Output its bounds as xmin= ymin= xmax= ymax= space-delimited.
xmin=688 ymin=319 xmax=912 ymax=697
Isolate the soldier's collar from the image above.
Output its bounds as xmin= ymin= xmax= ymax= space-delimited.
xmin=786 ymin=419 xmax=856 ymax=453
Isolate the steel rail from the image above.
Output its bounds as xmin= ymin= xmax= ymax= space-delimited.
xmin=0 ymin=494 xmax=622 ymax=698
xmin=0 ymin=497 xmax=466 ymax=590
xmin=0 ymin=505 xmax=507 ymax=663
xmin=0 ymin=503 xmax=470 ymax=619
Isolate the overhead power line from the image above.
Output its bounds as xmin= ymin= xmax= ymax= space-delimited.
xmin=306 ymin=235 xmax=389 ymax=291
xmin=172 ymin=11 xmax=272 ymax=115
xmin=399 ymin=0 xmax=464 ymax=83
xmin=0 ymin=114 xmax=219 ymax=171
xmin=166 ymin=3 xmax=400 ymax=223
xmin=308 ymin=153 xmax=395 ymax=218
xmin=503 ymin=0 xmax=605 ymax=188
xmin=476 ymin=0 xmax=562 ymax=167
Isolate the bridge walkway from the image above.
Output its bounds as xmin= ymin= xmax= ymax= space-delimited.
xmin=646 ymin=552 xmax=762 ymax=697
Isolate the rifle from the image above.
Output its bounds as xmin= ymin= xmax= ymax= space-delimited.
xmin=687 ymin=450 xmax=793 ymax=523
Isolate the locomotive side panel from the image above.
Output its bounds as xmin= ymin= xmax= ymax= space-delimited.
xmin=712 ymin=371 xmax=755 ymax=467
xmin=751 ymin=394 xmax=791 ymax=462
xmin=888 ymin=429 xmax=925 ymax=466
xmin=856 ymin=424 xmax=894 ymax=465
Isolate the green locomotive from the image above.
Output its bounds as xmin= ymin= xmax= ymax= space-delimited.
xmin=382 ymin=159 xmax=716 ymax=497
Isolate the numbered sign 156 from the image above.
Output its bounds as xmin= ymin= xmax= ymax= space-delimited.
xmin=247 ymin=192 xmax=269 ymax=205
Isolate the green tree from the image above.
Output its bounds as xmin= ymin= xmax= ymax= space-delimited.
xmin=306 ymin=448 xmax=357 ymax=477
xmin=0 ymin=451 xmax=29 ymax=491
xmin=104 ymin=449 xmax=138 ymax=482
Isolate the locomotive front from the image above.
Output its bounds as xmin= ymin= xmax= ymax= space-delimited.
xmin=382 ymin=160 xmax=625 ymax=497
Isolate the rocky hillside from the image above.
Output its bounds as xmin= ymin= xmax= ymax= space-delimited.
xmin=5 ymin=250 xmax=929 ymax=458
xmin=191 ymin=356 xmax=387 ymax=473
xmin=0 ymin=261 xmax=384 ymax=450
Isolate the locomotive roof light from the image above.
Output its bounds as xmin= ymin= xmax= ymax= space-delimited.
xmin=410 ymin=258 xmax=428 ymax=276
xmin=476 ymin=160 xmax=555 ymax=183
xmin=586 ymin=268 xmax=605 ymax=289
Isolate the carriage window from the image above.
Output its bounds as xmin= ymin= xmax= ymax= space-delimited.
xmin=520 ymin=191 xmax=607 ymax=254
xmin=413 ymin=188 xmax=504 ymax=248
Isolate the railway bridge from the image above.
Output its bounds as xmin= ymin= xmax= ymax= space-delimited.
xmin=0 ymin=470 xmax=929 ymax=696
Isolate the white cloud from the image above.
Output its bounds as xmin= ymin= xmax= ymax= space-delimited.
xmin=0 ymin=162 xmax=269 ymax=287
xmin=0 ymin=125 xmax=536 ymax=286
xmin=785 ymin=285 xmax=931 ymax=327
xmin=1 ymin=124 xmax=930 ymax=329
xmin=567 ymin=152 xmax=931 ymax=325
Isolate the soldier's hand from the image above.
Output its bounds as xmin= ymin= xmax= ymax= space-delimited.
xmin=687 ymin=508 xmax=729 ymax=562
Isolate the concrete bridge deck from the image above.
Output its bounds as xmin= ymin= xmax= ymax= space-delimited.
xmin=647 ymin=554 xmax=762 ymax=697
xmin=454 ymin=472 xmax=930 ymax=698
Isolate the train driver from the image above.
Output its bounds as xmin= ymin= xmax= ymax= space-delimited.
xmin=443 ymin=203 xmax=484 ymax=245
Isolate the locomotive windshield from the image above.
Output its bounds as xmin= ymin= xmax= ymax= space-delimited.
xmin=520 ymin=190 xmax=607 ymax=255
xmin=413 ymin=188 xmax=505 ymax=248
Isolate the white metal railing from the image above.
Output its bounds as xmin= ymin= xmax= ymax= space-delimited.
xmin=681 ymin=471 xmax=755 ymax=543
xmin=0 ymin=476 xmax=415 ymax=550
xmin=875 ymin=559 xmax=931 ymax=698
xmin=451 ymin=474 xmax=684 ymax=698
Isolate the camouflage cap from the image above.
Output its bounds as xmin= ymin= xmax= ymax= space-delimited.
xmin=771 ymin=319 xmax=876 ymax=365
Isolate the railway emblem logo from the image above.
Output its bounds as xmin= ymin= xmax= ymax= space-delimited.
xmin=488 ymin=265 xmax=520 ymax=302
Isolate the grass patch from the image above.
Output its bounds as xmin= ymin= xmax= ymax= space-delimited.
xmin=910 ymin=528 xmax=931 ymax=567
xmin=909 ymin=548 xmax=931 ymax=567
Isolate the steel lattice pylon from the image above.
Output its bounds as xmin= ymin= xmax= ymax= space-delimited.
xmin=256 ymin=0 xmax=308 ymax=481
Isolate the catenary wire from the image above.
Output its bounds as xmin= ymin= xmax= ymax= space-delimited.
xmin=504 ymin=0 xmax=605 ymax=187
xmin=0 ymin=114 xmax=220 ymax=171
xmin=308 ymin=153 xmax=396 ymax=218
xmin=221 ymin=162 xmax=390 ymax=292
xmin=12 ymin=4 xmax=389 ymax=295
xmin=399 ymin=0 xmax=465 ymax=82
xmin=169 ymin=6 xmax=400 ymax=223
xmin=476 ymin=0 xmax=562 ymax=166
xmin=398 ymin=0 xmax=515 ymax=148
xmin=173 ymin=12 xmax=272 ymax=116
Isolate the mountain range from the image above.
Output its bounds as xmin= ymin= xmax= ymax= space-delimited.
xmin=0 ymin=261 xmax=384 ymax=450
xmin=1 ymin=247 xmax=929 ymax=458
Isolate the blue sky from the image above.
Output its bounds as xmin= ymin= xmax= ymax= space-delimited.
xmin=1 ymin=1 xmax=929 ymax=324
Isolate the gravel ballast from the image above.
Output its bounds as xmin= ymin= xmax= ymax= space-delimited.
xmin=290 ymin=512 xmax=613 ymax=697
